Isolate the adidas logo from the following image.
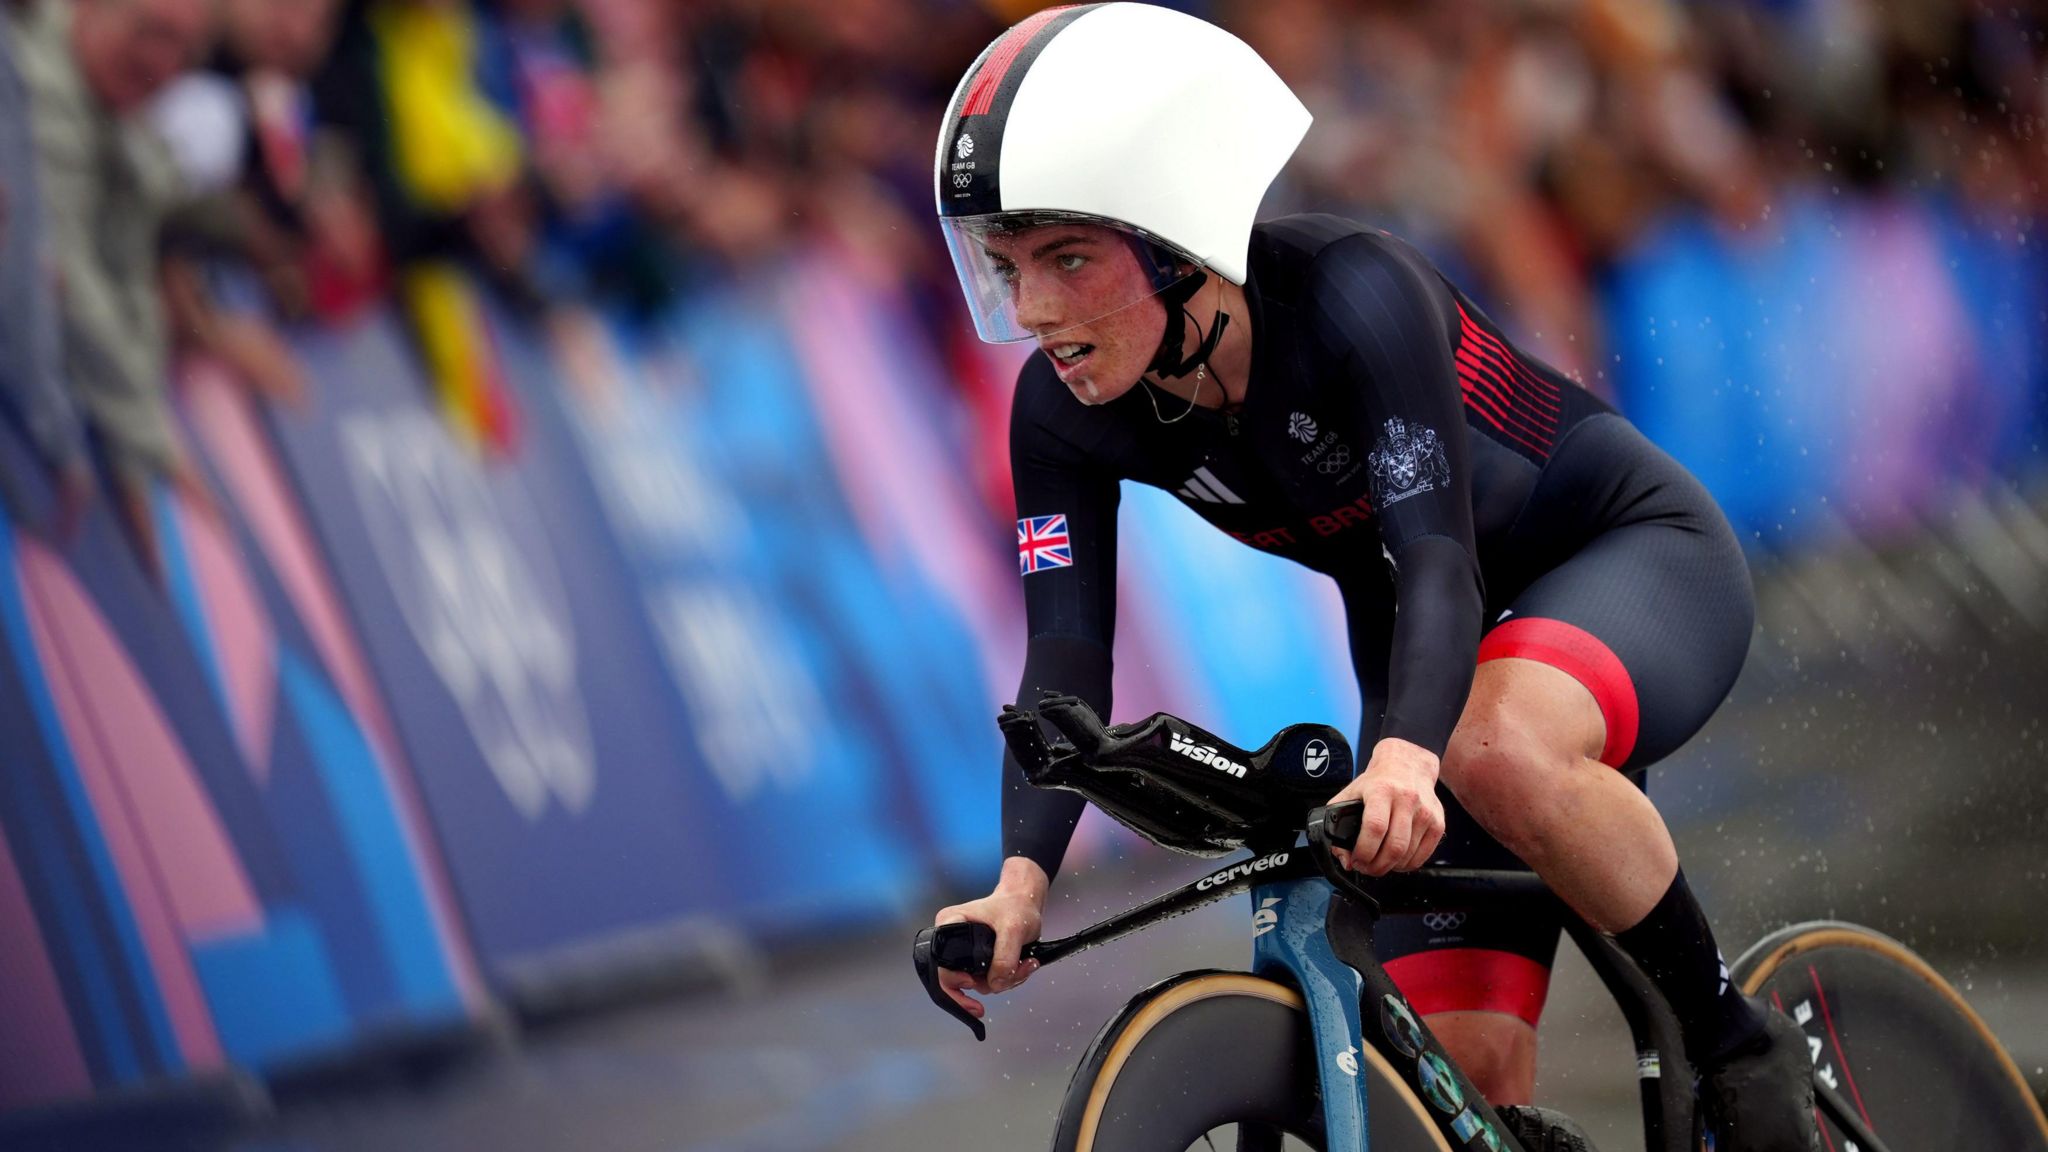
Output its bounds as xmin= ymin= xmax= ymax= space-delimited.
xmin=1177 ymin=466 xmax=1244 ymax=505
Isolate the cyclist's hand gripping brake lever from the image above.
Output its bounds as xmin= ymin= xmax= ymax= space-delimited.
xmin=918 ymin=702 xmax=1078 ymax=1042
xmin=1306 ymin=800 xmax=1381 ymax=915
xmin=912 ymin=922 xmax=1044 ymax=1041
xmin=913 ymin=922 xmax=996 ymax=1041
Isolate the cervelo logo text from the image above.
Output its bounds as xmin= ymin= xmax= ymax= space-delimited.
xmin=343 ymin=411 xmax=594 ymax=821
xmin=1170 ymin=730 xmax=1247 ymax=777
xmin=1195 ymin=851 xmax=1290 ymax=891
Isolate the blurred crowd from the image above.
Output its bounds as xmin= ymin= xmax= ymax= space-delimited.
xmin=0 ymin=0 xmax=2042 ymax=570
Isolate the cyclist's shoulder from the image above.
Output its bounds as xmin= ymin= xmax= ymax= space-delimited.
xmin=1253 ymin=216 xmax=1454 ymax=338
xmin=1254 ymin=215 xmax=1443 ymax=284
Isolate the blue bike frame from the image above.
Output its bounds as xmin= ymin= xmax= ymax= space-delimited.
xmin=1250 ymin=873 xmax=1516 ymax=1152
xmin=1249 ymin=876 xmax=1375 ymax=1149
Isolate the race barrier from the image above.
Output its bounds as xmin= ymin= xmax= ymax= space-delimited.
xmin=0 ymin=399 xmax=481 ymax=1118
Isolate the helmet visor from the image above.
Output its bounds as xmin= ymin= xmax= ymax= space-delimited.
xmin=940 ymin=212 xmax=1202 ymax=344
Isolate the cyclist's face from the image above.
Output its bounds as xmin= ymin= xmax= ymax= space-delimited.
xmin=980 ymin=224 xmax=1166 ymax=405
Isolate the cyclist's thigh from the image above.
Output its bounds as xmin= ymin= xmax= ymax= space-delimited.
xmin=1484 ymin=413 xmax=1755 ymax=773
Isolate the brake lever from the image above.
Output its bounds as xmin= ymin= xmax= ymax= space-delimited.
xmin=1306 ymin=801 xmax=1381 ymax=915
xmin=912 ymin=922 xmax=1043 ymax=1041
xmin=913 ymin=922 xmax=994 ymax=1040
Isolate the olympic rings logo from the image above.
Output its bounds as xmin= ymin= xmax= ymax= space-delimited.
xmin=1422 ymin=911 xmax=1466 ymax=933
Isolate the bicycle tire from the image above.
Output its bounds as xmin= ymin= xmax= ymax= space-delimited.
xmin=1730 ymin=921 xmax=2048 ymax=1152
xmin=1050 ymin=970 xmax=1455 ymax=1152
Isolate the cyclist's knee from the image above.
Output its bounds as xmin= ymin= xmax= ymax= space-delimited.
xmin=1426 ymin=1011 xmax=1538 ymax=1105
xmin=1442 ymin=662 xmax=1606 ymax=844
xmin=1441 ymin=709 xmax=1562 ymax=831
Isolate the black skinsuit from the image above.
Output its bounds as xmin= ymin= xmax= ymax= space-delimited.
xmin=1003 ymin=215 xmax=1754 ymax=1012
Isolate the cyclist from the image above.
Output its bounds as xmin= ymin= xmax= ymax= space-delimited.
xmin=927 ymin=6 xmax=1817 ymax=1150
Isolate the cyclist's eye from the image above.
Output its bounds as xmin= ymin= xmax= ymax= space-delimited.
xmin=992 ymin=259 xmax=1019 ymax=284
xmin=1057 ymin=254 xmax=1088 ymax=273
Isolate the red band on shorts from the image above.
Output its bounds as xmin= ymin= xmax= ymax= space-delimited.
xmin=1384 ymin=948 xmax=1552 ymax=1028
xmin=1476 ymin=617 xmax=1639 ymax=767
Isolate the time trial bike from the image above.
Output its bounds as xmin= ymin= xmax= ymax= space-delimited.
xmin=912 ymin=697 xmax=2048 ymax=1152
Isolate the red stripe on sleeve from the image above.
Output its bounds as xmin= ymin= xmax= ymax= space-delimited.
xmin=1455 ymin=353 xmax=1557 ymax=446
xmin=1456 ymin=306 xmax=1564 ymax=415
xmin=1455 ymin=370 xmax=1555 ymax=455
xmin=1459 ymin=335 xmax=1564 ymax=418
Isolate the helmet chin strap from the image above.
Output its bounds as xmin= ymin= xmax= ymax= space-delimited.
xmin=1146 ymin=269 xmax=1230 ymax=380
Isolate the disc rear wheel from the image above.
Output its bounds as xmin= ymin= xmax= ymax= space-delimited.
xmin=1730 ymin=921 xmax=2048 ymax=1152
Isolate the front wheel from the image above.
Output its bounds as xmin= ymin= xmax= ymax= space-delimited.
xmin=1731 ymin=921 xmax=2048 ymax=1152
xmin=1049 ymin=970 xmax=1453 ymax=1152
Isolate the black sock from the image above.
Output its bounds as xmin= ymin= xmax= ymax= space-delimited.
xmin=1613 ymin=870 xmax=1767 ymax=1068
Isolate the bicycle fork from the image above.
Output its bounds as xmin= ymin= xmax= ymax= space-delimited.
xmin=1250 ymin=877 xmax=1521 ymax=1152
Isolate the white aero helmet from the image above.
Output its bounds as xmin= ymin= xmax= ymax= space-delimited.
xmin=936 ymin=3 xmax=1311 ymax=351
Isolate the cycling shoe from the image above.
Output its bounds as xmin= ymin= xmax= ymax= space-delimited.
xmin=1700 ymin=1003 xmax=1822 ymax=1152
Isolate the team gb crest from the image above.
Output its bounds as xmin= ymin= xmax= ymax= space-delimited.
xmin=1367 ymin=417 xmax=1450 ymax=506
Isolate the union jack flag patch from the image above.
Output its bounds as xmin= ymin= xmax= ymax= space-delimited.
xmin=1017 ymin=514 xmax=1073 ymax=575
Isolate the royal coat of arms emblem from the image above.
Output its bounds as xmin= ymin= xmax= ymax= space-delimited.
xmin=1367 ymin=417 xmax=1450 ymax=506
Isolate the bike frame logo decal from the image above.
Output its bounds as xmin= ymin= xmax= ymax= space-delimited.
xmin=1380 ymin=994 xmax=1427 ymax=1058
xmin=1252 ymin=896 xmax=1283 ymax=937
xmin=1379 ymin=994 xmax=1504 ymax=1151
xmin=1195 ymin=851 xmax=1289 ymax=891
xmin=1302 ymin=738 xmax=1330 ymax=777
xmin=1417 ymin=1052 xmax=1463 ymax=1114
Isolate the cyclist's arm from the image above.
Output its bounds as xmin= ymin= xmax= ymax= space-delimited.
xmin=1004 ymin=356 xmax=1121 ymax=886
xmin=1308 ymin=234 xmax=1484 ymax=758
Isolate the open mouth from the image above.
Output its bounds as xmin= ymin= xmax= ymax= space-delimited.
xmin=1048 ymin=342 xmax=1096 ymax=376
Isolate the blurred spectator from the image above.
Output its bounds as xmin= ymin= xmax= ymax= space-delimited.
xmin=151 ymin=67 xmax=316 ymax=408
xmin=0 ymin=7 xmax=91 ymax=538
xmin=2 ymin=0 xmax=2036 ymax=554
xmin=475 ymin=0 xmax=682 ymax=317
xmin=201 ymin=0 xmax=387 ymax=324
xmin=7 ymin=0 xmax=214 ymax=572
xmin=312 ymin=0 xmax=548 ymax=451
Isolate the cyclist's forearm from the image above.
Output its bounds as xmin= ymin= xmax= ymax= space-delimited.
xmin=1003 ymin=749 xmax=1085 ymax=882
xmin=1001 ymin=631 xmax=1115 ymax=885
xmin=1378 ymin=533 xmax=1483 ymax=756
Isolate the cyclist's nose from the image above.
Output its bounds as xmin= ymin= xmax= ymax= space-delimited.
xmin=1013 ymin=268 xmax=1064 ymax=336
